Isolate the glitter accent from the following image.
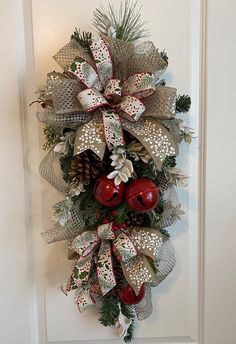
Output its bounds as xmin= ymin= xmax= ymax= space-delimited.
xmin=74 ymin=118 xmax=106 ymax=160
xmin=130 ymin=228 xmax=163 ymax=260
xmin=122 ymin=254 xmax=157 ymax=295
xmin=123 ymin=117 xmax=177 ymax=170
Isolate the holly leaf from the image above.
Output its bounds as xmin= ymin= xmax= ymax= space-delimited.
xmin=70 ymin=62 xmax=77 ymax=72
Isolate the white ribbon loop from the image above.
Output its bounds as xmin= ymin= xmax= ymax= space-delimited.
xmin=122 ymin=73 xmax=156 ymax=99
xmin=118 ymin=95 xmax=146 ymax=122
xmin=90 ymin=36 xmax=114 ymax=86
xmin=69 ymin=57 xmax=102 ymax=91
xmin=78 ymin=88 xmax=109 ymax=112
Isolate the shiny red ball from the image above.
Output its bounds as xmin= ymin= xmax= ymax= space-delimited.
xmin=125 ymin=179 xmax=159 ymax=212
xmin=118 ymin=284 xmax=145 ymax=305
xmin=94 ymin=176 xmax=125 ymax=207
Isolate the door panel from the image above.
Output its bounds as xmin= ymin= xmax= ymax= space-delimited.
xmin=2 ymin=0 xmax=235 ymax=343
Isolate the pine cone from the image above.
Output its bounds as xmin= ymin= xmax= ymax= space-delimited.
xmin=70 ymin=150 xmax=103 ymax=184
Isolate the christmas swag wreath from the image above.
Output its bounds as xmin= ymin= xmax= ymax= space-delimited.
xmin=36 ymin=1 xmax=192 ymax=341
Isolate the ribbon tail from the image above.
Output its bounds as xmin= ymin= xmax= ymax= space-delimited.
xmin=122 ymin=117 xmax=178 ymax=170
xmin=97 ymin=240 xmax=116 ymax=295
xmin=134 ymin=284 xmax=153 ymax=320
xmin=112 ymin=232 xmax=137 ymax=262
xmin=75 ymin=285 xmax=95 ymax=312
xmin=73 ymin=118 xmax=106 ymax=160
xmin=102 ymin=110 xmax=124 ymax=150
xmin=121 ymin=254 xmax=158 ymax=296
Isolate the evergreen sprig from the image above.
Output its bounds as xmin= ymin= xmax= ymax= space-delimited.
xmin=99 ymin=294 xmax=120 ymax=327
xmin=42 ymin=126 xmax=61 ymax=151
xmin=160 ymin=50 xmax=168 ymax=64
xmin=78 ymin=183 xmax=102 ymax=228
xmin=93 ymin=1 xmax=148 ymax=42
xmin=176 ymin=94 xmax=191 ymax=114
xmin=59 ymin=146 xmax=74 ymax=183
xmin=120 ymin=303 xmax=136 ymax=343
xmin=71 ymin=28 xmax=92 ymax=51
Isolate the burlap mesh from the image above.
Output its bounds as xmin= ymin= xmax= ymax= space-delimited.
xmin=41 ymin=204 xmax=84 ymax=244
xmin=159 ymin=186 xmax=180 ymax=229
xmin=102 ymin=35 xmax=134 ymax=80
xmin=39 ymin=149 xmax=69 ymax=194
xmin=51 ymin=78 xmax=82 ymax=114
xmin=144 ymin=87 xmax=177 ymax=119
xmin=36 ymin=110 xmax=91 ymax=130
xmin=134 ymin=284 xmax=153 ymax=320
xmin=44 ymin=72 xmax=66 ymax=101
xmin=53 ymin=39 xmax=94 ymax=71
xmin=126 ymin=41 xmax=167 ymax=77
xmin=149 ymin=239 xmax=175 ymax=287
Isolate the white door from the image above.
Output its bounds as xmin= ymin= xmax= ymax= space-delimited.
xmin=0 ymin=0 xmax=235 ymax=343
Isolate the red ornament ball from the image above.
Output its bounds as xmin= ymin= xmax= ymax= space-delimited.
xmin=118 ymin=284 xmax=145 ymax=305
xmin=125 ymin=178 xmax=159 ymax=212
xmin=94 ymin=176 xmax=125 ymax=207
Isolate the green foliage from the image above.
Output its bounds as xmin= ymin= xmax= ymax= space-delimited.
xmin=114 ymin=202 xmax=131 ymax=224
xmin=160 ymin=228 xmax=170 ymax=240
xmin=77 ymin=183 xmax=102 ymax=228
xmin=59 ymin=146 xmax=74 ymax=183
xmin=156 ymin=79 xmax=166 ymax=87
xmin=160 ymin=50 xmax=168 ymax=64
xmin=120 ymin=303 xmax=136 ymax=343
xmin=93 ymin=1 xmax=148 ymax=42
xmin=133 ymin=159 xmax=158 ymax=180
xmin=176 ymin=94 xmax=191 ymax=114
xmin=42 ymin=126 xmax=61 ymax=151
xmin=71 ymin=28 xmax=92 ymax=51
xmin=99 ymin=294 xmax=120 ymax=327
xmin=163 ymin=156 xmax=176 ymax=168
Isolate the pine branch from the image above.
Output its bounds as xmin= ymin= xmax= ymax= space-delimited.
xmin=160 ymin=50 xmax=168 ymax=64
xmin=156 ymin=79 xmax=166 ymax=87
xmin=163 ymin=167 xmax=188 ymax=187
xmin=176 ymin=94 xmax=191 ymax=114
xmin=59 ymin=146 xmax=74 ymax=183
xmin=42 ymin=126 xmax=61 ymax=151
xmin=160 ymin=228 xmax=170 ymax=240
xmin=93 ymin=1 xmax=149 ymax=42
xmin=163 ymin=156 xmax=176 ymax=168
xmin=120 ymin=303 xmax=136 ymax=343
xmin=71 ymin=28 xmax=92 ymax=52
xmin=78 ymin=183 xmax=102 ymax=228
xmin=99 ymin=294 xmax=120 ymax=327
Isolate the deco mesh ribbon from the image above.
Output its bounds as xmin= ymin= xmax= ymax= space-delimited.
xmin=39 ymin=34 xmax=179 ymax=323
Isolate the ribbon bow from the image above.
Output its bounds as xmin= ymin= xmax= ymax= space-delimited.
xmin=70 ymin=223 xmax=137 ymax=296
xmin=49 ymin=35 xmax=178 ymax=170
xmin=68 ymin=36 xmax=157 ymax=151
xmin=63 ymin=223 xmax=163 ymax=311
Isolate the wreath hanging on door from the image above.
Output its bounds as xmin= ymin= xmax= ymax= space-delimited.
xmin=36 ymin=1 xmax=192 ymax=341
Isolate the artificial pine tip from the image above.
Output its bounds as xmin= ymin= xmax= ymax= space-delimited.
xmin=98 ymin=294 xmax=120 ymax=327
xmin=42 ymin=126 xmax=61 ymax=151
xmin=93 ymin=0 xmax=149 ymax=43
xmin=176 ymin=94 xmax=191 ymax=114
xmin=120 ymin=303 xmax=136 ymax=343
xmin=160 ymin=50 xmax=168 ymax=64
xmin=71 ymin=28 xmax=93 ymax=51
